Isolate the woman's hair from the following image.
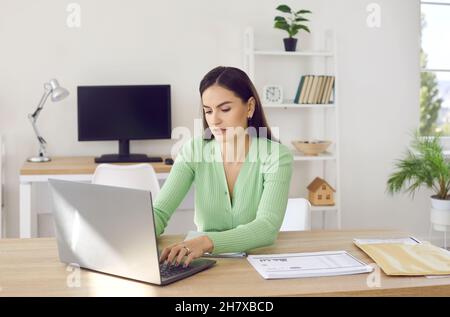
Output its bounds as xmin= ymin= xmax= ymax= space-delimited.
xmin=199 ymin=66 xmax=278 ymax=142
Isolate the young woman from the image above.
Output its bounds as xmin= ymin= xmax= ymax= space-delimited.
xmin=156 ymin=66 xmax=293 ymax=267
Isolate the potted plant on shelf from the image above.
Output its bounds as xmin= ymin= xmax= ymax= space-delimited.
xmin=387 ymin=133 xmax=450 ymax=233
xmin=274 ymin=4 xmax=312 ymax=52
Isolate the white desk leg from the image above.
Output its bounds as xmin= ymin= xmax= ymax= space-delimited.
xmin=20 ymin=182 xmax=33 ymax=238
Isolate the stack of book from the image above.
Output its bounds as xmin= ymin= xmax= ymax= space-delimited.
xmin=293 ymin=75 xmax=335 ymax=104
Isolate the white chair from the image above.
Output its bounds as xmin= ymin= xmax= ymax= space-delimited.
xmin=280 ymin=198 xmax=311 ymax=231
xmin=92 ymin=163 xmax=160 ymax=198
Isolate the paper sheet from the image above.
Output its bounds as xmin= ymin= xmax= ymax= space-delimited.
xmin=247 ymin=251 xmax=373 ymax=279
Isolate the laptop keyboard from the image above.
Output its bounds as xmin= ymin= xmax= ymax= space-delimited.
xmin=160 ymin=263 xmax=194 ymax=278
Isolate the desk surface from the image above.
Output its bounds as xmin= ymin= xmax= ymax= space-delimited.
xmin=0 ymin=230 xmax=449 ymax=296
xmin=20 ymin=156 xmax=172 ymax=175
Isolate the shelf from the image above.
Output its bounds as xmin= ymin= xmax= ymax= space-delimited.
xmin=263 ymin=103 xmax=335 ymax=109
xmin=244 ymin=27 xmax=341 ymax=229
xmin=249 ymin=50 xmax=333 ymax=57
xmin=292 ymin=151 xmax=336 ymax=161
xmin=311 ymin=206 xmax=338 ymax=212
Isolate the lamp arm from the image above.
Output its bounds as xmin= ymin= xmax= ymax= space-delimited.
xmin=28 ymin=113 xmax=48 ymax=157
xmin=30 ymin=87 xmax=51 ymax=120
xmin=28 ymin=114 xmax=47 ymax=146
xmin=28 ymin=87 xmax=52 ymax=157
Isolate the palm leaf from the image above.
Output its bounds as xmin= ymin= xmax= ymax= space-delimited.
xmin=387 ymin=132 xmax=450 ymax=199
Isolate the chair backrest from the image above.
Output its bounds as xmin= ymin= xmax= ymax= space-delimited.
xmin=280 ymin=198 xmax=311 ymax=231
xmin=92 ymin=163 xmax=160 ymax=199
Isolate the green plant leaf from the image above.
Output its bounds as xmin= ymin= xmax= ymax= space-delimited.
xmin=294 ymin=24 xmax=311 ymax=33
xmin=274 ymin=16 xmax=287 ymax=22
xmin=296 ymin=9 xmax=312 ymax=14
xmin=294 ymin=17 xmax=309 ymax=22
xmin=274 ymin=20 xmax=290 ymax=32
xmin=276 ymin=5 xmax=291 ymax=13
xmin=386 ymin=132 xmax=450 ymax=199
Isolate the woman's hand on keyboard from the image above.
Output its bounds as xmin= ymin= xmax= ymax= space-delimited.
xmin=159 ymin=236 xmax=214 ymax=267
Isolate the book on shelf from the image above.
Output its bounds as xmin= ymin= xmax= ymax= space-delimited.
xmin=317 ymin=75 xmax=327 ymax=104
xmin=297 ymin=75 xmax=308 ymax=104
xmin=301 ymin=75 xmax=312 ymax=104
xmin=293 ymin=76 xmax=306 ymax=104
xmin=311 ymin=76 xmax=321 ymax=104
xmin=294 ymin=75 xmax=335 ymax=104
xmin=328 ymin=76 xmax=335 ymax=104
xmin=307 ymin=76 xmax=319 ymax=104
xmin=319 ymin=76 xmax=329 ymax=104
xmin=315 ymin=76 xmax=325 ymax=104
xmin=322 ymin=76 xmax=335 ymax=104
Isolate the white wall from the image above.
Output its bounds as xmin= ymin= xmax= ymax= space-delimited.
xmin=0 ymin=0 xmax=429 ymax=241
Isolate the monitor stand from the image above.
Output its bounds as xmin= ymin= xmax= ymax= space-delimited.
xmin=94 ymin=139 xmax=163 ymax=163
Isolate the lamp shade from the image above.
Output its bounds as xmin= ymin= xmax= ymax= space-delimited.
xmin=48 ymin=79 xmax=69 ymax=101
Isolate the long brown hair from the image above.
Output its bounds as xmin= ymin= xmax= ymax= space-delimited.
xmin=199 ymin=66 xmax=277 ymax=142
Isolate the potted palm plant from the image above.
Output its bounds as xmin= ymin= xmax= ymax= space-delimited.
xmin=274 ymin=4 xmax=311 ymax=52
xmin=387 ymin=133 xmax=450 ymax=232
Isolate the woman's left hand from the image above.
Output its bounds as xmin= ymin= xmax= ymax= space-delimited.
xmin=159 ymin=235 xmax=214 ymax=267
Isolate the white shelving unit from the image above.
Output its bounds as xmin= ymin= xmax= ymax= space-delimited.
xmin=243 ymin=27 xmax=341 ymax=229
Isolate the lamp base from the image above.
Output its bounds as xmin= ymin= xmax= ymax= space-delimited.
xmin=28 ymin=156 xmax=51 ymax=163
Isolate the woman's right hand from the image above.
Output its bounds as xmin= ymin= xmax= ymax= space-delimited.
xmin=159 ymin=235 xmax=214 ymax=267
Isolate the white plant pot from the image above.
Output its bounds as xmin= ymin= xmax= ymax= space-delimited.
xmin=430 ymin=196 xmax=450 ymax=232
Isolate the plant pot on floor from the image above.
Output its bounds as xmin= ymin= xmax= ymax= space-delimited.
xmin=430 ymin=196 xmax=450 ymax=232
xmin=283 ymin=38 xmax=297 ymax=51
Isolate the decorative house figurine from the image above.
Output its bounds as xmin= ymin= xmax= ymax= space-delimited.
xmin=307 ymin=177 xmax=335 ymax=206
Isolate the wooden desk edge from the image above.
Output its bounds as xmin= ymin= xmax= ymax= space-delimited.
xmin=20 ymin=156 xmax=173 ymax=175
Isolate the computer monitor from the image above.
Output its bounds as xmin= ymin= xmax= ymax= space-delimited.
xmin=77 ymin=85 xmax=171 ymax=163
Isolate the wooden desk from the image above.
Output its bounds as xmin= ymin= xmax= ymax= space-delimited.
xmin=1 ymin=230 xmax=449 ymax=296
xmin=19 ymin=157 xmax=172 ymax=238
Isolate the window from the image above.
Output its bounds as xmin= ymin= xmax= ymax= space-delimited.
xmin=326 ymin=194 xmax=331 ymax=200
xmin=318 ymin=195 xmax=322 ymax=200
xmin=322 ymin=185 xmax=326 ymax=190
xmin=420 ymin=1 xmax=450 ymax=136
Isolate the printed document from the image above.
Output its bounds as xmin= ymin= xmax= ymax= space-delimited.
xmin=247 ymin=251 xmax=373 ymax=279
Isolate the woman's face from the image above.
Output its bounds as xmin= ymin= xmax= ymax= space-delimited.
xmin=202 ymin=84 xmax=254 ymax=142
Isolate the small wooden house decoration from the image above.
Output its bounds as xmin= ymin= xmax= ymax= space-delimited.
xmin=307 ymin=177 xmax=336 ymax=206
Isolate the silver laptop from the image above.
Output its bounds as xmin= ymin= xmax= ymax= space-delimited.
xmin=48 ymin=179 xmax=216 ymax=285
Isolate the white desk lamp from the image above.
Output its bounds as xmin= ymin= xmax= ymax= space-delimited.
xmin=27 ymin=79 xmax=69 ymax=162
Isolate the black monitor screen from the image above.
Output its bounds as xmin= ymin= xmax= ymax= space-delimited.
xmin=77 ymin=85 xmax=171 ymax=141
